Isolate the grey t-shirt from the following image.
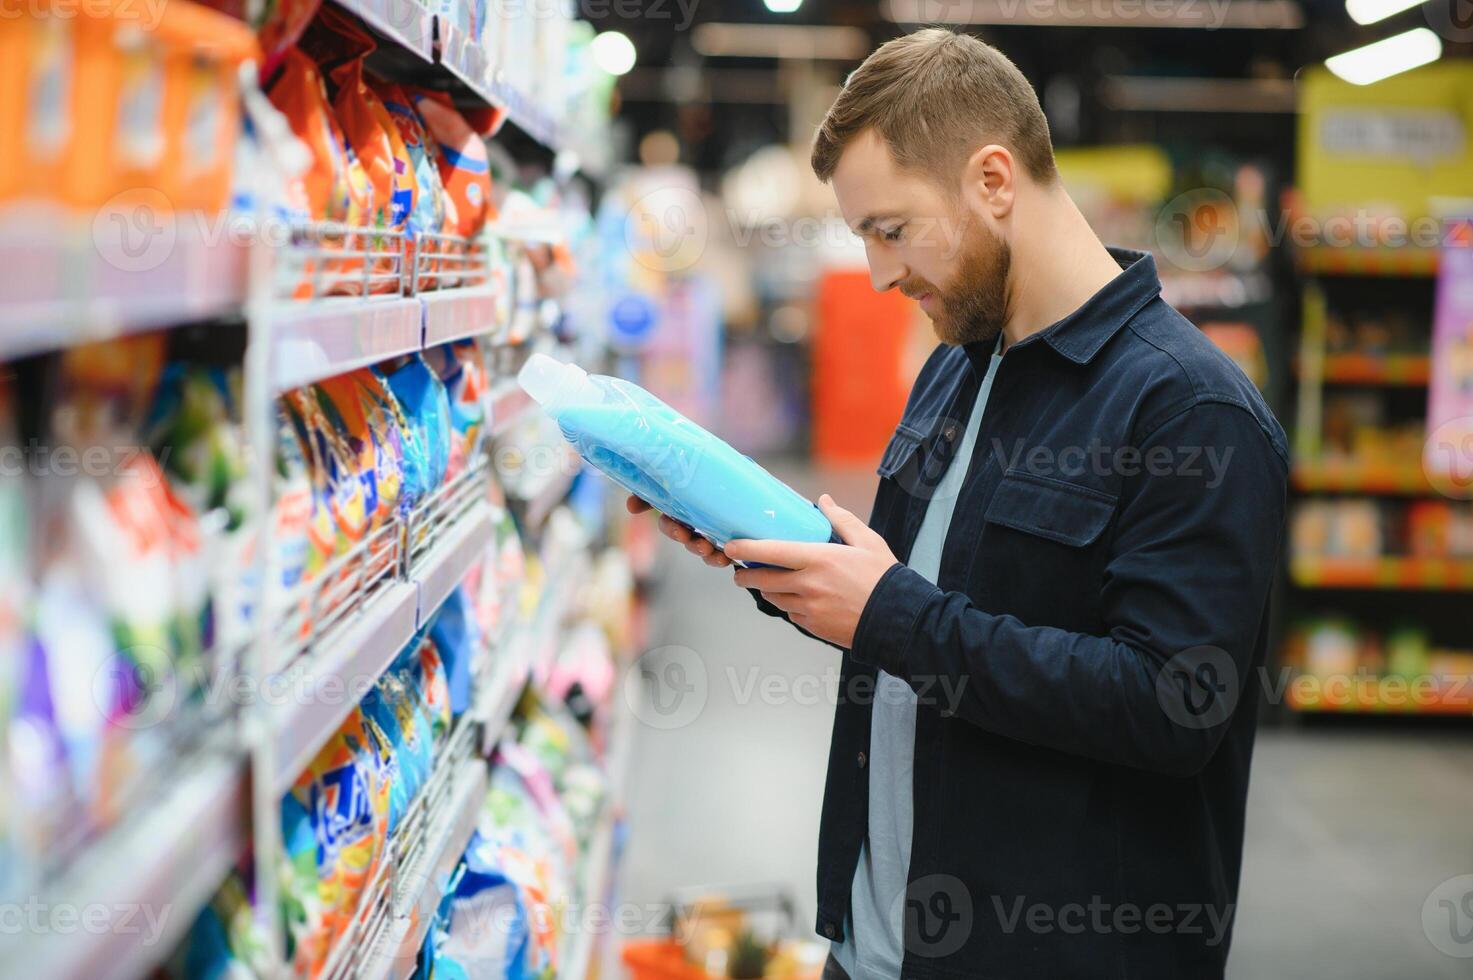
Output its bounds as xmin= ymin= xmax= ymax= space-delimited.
xmin=832 ymin=340 xmax=1003 ymax=979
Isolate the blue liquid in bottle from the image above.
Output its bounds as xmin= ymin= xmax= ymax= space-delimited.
xmin=518 ymin=353 xmax=834 ymax=551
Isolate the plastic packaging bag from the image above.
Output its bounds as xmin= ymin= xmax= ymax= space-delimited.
xmin=519 ymin=354 xmax=834 ymax=549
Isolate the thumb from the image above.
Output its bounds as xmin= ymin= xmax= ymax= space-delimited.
xmin=818 ymin=493 xmax=874 ymax=546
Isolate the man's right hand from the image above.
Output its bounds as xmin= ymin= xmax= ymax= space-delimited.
xmin=625 ymin=495 xmax=733 ymax=568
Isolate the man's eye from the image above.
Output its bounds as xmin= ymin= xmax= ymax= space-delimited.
xmin=882 ymin=226 xmax=905 ymax=242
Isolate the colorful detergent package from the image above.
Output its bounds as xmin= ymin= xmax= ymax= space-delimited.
xmin=0 ymin=337 xmax=282 ymax=891
xmin=253 ymin=5 xmax=497 ymax=300
xmin=275 ymin=350 xmax=458 ymax=594
xmin=275 ymin=581 xmax=480 ymax=974
xmin=423 ymin=703 xmax=614 ymax=980
xmin=0 ymin=0 xmax=257 ymax=212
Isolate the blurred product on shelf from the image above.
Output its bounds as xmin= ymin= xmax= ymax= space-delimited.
xmin=1281 ymin=618 xmax=1473 ymax=714
xmin=623 ymin=888 xmax=828 ymax=980
xmin=0 ymin=0 xmax=257 ymax=211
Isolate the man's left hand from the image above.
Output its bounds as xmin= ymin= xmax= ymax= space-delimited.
xmin=726 ymin=494 xmax=900 ymax=649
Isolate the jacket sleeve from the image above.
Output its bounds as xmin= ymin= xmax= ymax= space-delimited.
xmin=847 ymin=401 xmax=1287 ymax=777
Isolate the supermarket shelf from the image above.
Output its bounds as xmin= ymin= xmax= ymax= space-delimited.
xmin=1290 ymin=555 xmax=1473 ymax=591
xmin=364 ymin=760 xmax=489 ymax=980
xmin=413 ymin=502 xmax=496 ymax=627
xmin=8 ymin=752 xmax=247 ymax=980
xmin=422 ymin=284 xmax=502 ymax=346
xmin=523 ymin=463 xmax=581 ymax=529
xmin=273 ymin=500 xmax=492 ymax=793
xmin=1294 ymin=353 xmax=1431 ymax=386
xmin=271 ymin=577 xmax=420 ymax=793
xmin=1291 ymin=461 xmax=1434 ymax=496
xmin=335 ymin=0 xmax=435 ymax=61
xmin=437 ymin=23 xmax=561 ymax=149
xmin=0 ymin=207 xmax=247 ymax=360
xmin=475 ymin=631 xmax=534 ymax=752
xmin=1295 ymin=244 xmax=1438 ymax=278
xmin=270 ymin=295 xmax=424 ymax=392
xmin=1286 ymin=682 xmax=1473 ymax=716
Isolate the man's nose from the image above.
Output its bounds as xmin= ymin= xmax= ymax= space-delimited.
xmin=866 ymin=246 xmax=904 ymax=293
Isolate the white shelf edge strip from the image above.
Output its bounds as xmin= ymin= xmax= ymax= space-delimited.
xmin=364 ymin=760 xmax=489 ymax=980
xmin=270 ymin=296 xmax=424 ymax=393
xmin=421 ymin=285 xmax=501 ymax=347
xmin=414 ymin=504 xmax=496 ymax=627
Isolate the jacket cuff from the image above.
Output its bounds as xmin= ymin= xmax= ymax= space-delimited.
xmin=851 ymin=563 xmax=939 ymax=677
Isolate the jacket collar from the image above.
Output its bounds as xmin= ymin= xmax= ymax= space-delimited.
xmin=963 ymin=247 xmax=1161 ymax=374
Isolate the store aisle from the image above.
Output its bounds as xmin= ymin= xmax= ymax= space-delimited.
xmin=617 ymin=468 xmax=1473 ymax=979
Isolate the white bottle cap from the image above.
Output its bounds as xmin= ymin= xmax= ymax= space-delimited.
xmin=518 ymin=352 xmax=598 ymax=412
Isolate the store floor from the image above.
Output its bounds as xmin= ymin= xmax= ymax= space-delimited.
xmin=615 ymin=467 xmax=1473 ymax=980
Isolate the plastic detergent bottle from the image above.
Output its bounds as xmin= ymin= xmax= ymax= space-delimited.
xmin=518 ymin=353 xmax=835 ymax=549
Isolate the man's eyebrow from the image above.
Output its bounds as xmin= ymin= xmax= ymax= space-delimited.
xmin=853 ymin=212 xmax=902 ymax=234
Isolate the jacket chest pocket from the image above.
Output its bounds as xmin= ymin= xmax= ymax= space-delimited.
xmin=980 ymin=471 xmax=1117 ymax=626
xmin=877 ymin=420 xmax=967 ymax=494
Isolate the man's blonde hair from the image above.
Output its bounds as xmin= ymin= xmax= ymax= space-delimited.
xmin=811 ymin=29 xmax=1057 ymax=187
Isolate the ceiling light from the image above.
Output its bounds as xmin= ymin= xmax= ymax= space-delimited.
xmin=1345 ymin=0 xmax=1423 ymax=25
xmin=591 ymin=31 xmax=636 ymax=76
xmin=1325 ymin=27 xmax=1441 ymax=85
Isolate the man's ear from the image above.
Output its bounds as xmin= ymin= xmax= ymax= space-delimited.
xmin=962 ymin=144 xmax=1016 ymax=221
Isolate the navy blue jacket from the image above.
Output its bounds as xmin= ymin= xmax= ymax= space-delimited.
xmin=755 ymin=250 xmax=1288 ymax=979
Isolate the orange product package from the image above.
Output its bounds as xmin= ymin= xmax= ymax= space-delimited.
xmin=409 ymin=89 xmax=495 ymax=239
xmin=328 ymin=58 xmax=417 ymax=293
xmin=254 ymin=0 xmax=324 ymax=76
xmin=315 ymin=372 xmax=403 ymax=535
xmin=3 ymin=0 xmax=254 ymax=212
xmin=263 ymin=45 xmax=364 ymax=298
xmin=302 ymin=5 xmax=415 ymax=294
xmin=370 ymin=79 xmax=448 ymax=290
xmin=0 ymin=16 xmax=72 ymax=205
xmin=264 ymin=47 xmax=355 ymax=224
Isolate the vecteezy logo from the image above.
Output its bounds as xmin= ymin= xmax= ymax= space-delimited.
xmin=899 ymin=874 xmax=973 ymax=959
xmin=623 ymin=644 xmax=708 ymax=730
xmin=93 ymin=646 xmax=178 ymax=731
xmin=1155 ymin=646 xmax=1239 ymax=730
xmin=1423 ymin=874 xmax=1473 ymax=958
xmin=92 ymin=188 xmax=177 ymax=273
xmin=1154 ymin=189 xmax=1239 ymax=274
xmin=1426 ymin=0 xmax=1473 ymax=43
xmin=625 ymin=184 xmax=708 ymax=273
xmin=1423 ymin=417 xmax=1473 ymax=500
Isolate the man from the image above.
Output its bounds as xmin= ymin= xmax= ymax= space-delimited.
xmin=629 ymin=28 xmax=1286 ymax=980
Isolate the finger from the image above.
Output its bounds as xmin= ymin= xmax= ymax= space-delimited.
xmin=626 ymin=495 xmax=653 ymax=514
xmin=732 ymin=566 xmax=800 ymax=592
xmin=704 ymin=551 xmax=731 ymax=568
xmin=817 ymin=493 xmax=873 ymax=546
xmin=758 ymin=590 xmax=805 ymax=614
xmin=723 ymin=538 xmax=822 ymax=568
xmin=659 ymin=514 xmax=693 ymax=543
xmin=686 ymin=536 xmax=715 ymax=558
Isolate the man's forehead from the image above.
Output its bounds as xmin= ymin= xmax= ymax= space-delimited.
xmin=831 ymin=132 xmax=908 ymax=230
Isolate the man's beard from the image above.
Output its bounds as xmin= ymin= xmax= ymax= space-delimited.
xmin=903 ymin=223 xmax=1011 ymax=347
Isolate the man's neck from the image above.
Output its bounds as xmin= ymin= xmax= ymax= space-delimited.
xmin=1001 ymin=189 xmax=1125 ymax=351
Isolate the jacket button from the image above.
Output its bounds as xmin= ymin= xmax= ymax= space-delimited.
xmin=857 ymin=751 xmax=867 ymax=769
xmin=823 ymin=922 xmax=837 ymax=939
